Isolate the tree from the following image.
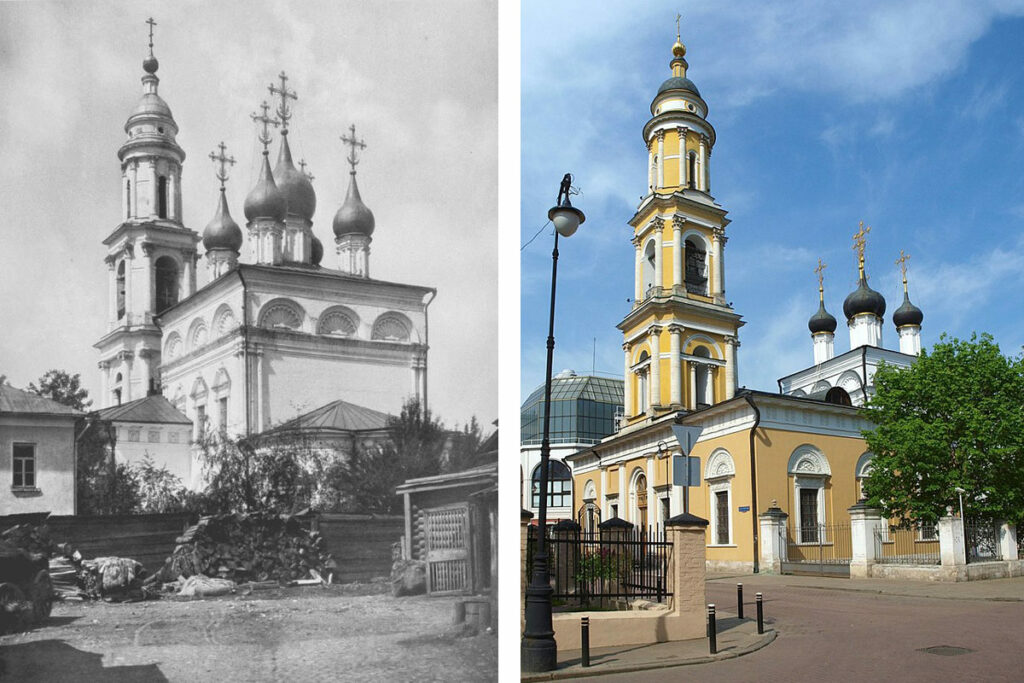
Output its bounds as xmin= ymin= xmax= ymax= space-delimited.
xmin=332 ymin=397 xmax=446 ymax=514
xmin=861 ymin=333 xmax=1024 ymax=526
xmin=442 ymin=416 xmax=490 ymax=473
xmin=29 ymin=369 xmax=92 ymax=411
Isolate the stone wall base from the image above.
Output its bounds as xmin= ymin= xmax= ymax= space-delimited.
xmin=706 ymin=559 xmax=755 ymax=574
xmin=552 ymin=606 xmax=704 ymax=650
xmin=865 ymin=560 xmax=1024 ymax=582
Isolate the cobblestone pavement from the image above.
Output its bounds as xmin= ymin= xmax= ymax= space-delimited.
xmin=590 ymin=575 xmax=1024 ymax=682
xmin=0 ymin=584 xmax=497 ymax=681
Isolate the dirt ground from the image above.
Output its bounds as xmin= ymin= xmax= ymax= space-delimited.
xmin=0 ymin=583 xmax=497 ymax=682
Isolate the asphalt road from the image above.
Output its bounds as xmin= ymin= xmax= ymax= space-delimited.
xmin=594 ymin=575 xmax=1024 ymax=682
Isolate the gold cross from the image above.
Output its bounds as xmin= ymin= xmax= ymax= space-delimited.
xmin=676 ymin=12 xmax=682 ymax=41
xmin=268 ymin=71 xmax=298 ymax=131
xmin=298 ymin=159 xmax=314 ymax=182
xmin=146 ymin=17 xmax=156 ymax=54
xmin=814 ymin=258 xmax=827 ymax=298
xmin=340 ymin=124 xmax=367 ymax=173
xmin=250 ymin=101 xmax=280 ymax=151
xmin=896 ymin=249 xmax=910 ymax=291
xmin=852 ymin=221 xmax=871 ymax=276
xmin=208 ymin=142 xmax=236 ymax=189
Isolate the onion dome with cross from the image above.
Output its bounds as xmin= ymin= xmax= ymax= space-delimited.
xmin=333 ymin=124 xmax=375 ymax=238
xmin=842 ymin=223 xmax=886 ymax=321
xmin=244 ymin=101 xmax=287 ymax=222
xmin=808 ymin=259 xmax=838 ymax=334
xmin=892 ymin=250 xmax=923 ymax=328
xmin=203 ymin=142 xmax=242 ymax=252
xmin=268 ymin=72 xmax=316 ymax=222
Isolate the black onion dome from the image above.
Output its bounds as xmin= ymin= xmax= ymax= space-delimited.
xmin=843 ymin=275 xmax=887 ymax=320
xmin=244 ymin=154 xmax=287 ymax=222
xmin=892 ymin=292 xmax=923 ymax=327
xmin=273 ymin=135 xmax=316 ymax=221
xmin=332 ymin=173 xmax=375 ymax=237
xmin=657 ymin=75 xmax=701 ymax=97
xmin=203 ymin=190 xmax=243 ymax=251
xmin=808 ymin=300 xmax=838 ymax=334
xmin=143 ymin=55 xmax=159 ymax=74
xmin=311 ymin=236 xmax=324 ymax=265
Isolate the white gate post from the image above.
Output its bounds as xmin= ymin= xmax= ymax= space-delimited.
xmin=998 ymin=522 xmax=1018 ymax=561
xmin=759 ymin=501 xmax=788 ymax=574
xmin=848 ymin=502 xmax=883 ymax=579
xmin=938 ymin=515 xmax=966 ymax=580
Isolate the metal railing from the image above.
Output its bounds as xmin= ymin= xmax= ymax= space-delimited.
xmin=874 ymin=521 xmax=939 ymax=565
xmin=785 ymin=522 xmax=853 ymax=566
xmin=965 ymin=518 xmax=1002 ymax=564
xmin=526 ymin=526 xmax=673 ymax=610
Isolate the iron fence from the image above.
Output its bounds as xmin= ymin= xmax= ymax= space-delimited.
xmin=873 ymin=521 xmax=940 ymax=565
xmin=785 ymin=522 xmax=852 ymax=566
xmin=965 ymin=518 xmax=1002 ymax=564
xmin=525 ymin=526 xmax=673 ymax=610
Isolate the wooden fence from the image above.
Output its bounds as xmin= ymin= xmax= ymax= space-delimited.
xmin=1 ymin=512 xmax=403 ymax=584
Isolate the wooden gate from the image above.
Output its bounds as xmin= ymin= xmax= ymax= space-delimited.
xmin=424 ymin=504 xmax=472 ymax=594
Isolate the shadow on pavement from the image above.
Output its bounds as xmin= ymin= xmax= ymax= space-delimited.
xmin=0 ymin=640 xmax=167 ymax=682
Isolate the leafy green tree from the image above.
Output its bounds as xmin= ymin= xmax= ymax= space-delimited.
xmin=332 ymin=397 xmax=446 ymax=514
xmin=29 ymin=369 xmax=92 ymax=411
xmin=861 ymin=333 xmax=1024 ymax=526
xmin=134 ymin=456 xmax=190 ymax=513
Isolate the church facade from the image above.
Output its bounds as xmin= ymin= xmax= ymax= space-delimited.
xmin=92 ymin=25 xmax=433 ymax=479
xmin=567 ymin=29 xmax=926 ymax=573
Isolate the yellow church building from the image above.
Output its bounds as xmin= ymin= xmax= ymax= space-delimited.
xmin=566 ymin=30 xmax=924 ymax=574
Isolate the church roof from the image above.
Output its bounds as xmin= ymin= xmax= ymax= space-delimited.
xmin=0 ymin=385 xmax=81 ymax=416
xmin=264 ymin=399 xmax=391 ymax=436
xmin=93 ymin=394 xmax=191 ymax=425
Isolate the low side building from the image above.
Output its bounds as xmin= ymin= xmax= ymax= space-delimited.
xmin=0 ymin=384 xmax=80 ymax=515
xmin=93 ymin=394 xmax=194 ymax=487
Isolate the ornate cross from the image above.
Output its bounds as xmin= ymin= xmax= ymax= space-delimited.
xmin=250 ymin=101 xmax=280 ymax=151
xmin=896 ymin=249 xmax=910 ymax=291
xmin=676 ymin=12 xmax=682 ymax=41
xmin=268 ymin=71 xmax=298 ymax=131
xmin=815 ymin=258 xmax=827 ymax=298
xmin=298 ymin=159 xmax=314 ymax=182
xmin=146 ymin=17 xmax=157 ymax=54
xmin=852 ymin=221 xmax=871 ymax=275
xmin=340 ymin=124 xmax=367 ymax=173
xmin=208 ymin=142 xmax=236 ymax=189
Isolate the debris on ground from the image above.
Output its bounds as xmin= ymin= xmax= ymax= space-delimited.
xmin=175 ymin=574 xmax=237 ymax=598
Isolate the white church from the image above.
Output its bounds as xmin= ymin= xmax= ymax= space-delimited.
xmin=92 ymin=24 xmax=434 ymax=486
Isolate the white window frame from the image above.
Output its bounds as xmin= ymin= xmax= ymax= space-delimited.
xmin=708 ymin=480 xmax=733 ymax=546
xmin=12 ymin=442 xmax=36 ymax=489
xmin=794 ymin=477 xmax=827 ymax=544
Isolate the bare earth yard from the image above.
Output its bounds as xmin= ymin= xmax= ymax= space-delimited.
xmin=0 ymin=584 xmax=497 ymax=681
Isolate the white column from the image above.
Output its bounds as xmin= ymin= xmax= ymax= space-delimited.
xmin=649 ymin=327 xmax=661 ymax=410
xmin=653 ymin=220 xmax=664 ymax=292
xmin=149 ymin=160 xmax=159 ymax=218
xmin=137 ymin=351 xmax=151 ymax=396
xmin=618 ymin=466 xmax=627 ymax=516
xmin=410 ymin=357 xmax=420 ymax=399
xmin=168 ymin=170 xmax=178 ymax=221
xmin=623 ymin=344 xmax=633 ymax=418
xmin=599 ymin=466 xmax=609 ymax=518
xmin=698 ymin=136 xmax=707 ymax=192
xmin=130 ymin=162 xmax=138 ymax=219
xmin=645 ymin=456 xmax=656 ymax=530
xmin=140 ymin=243 xmax=154 ymax=320
xmin=123 ymin=245 xmax=134 ymax=324
xmin=669 ymin=326 xmax=682 ymax=407
xmin=656 ymin=131 xmax=665 ymax=189
xmin=255 ymin=348 xmax=265 ymax=433
xmin=98 ymin=362 xmax=109 ymax=409
xmin=705 ymin=147 xmax=712 ymax=192
xmin=689 ymin=361 xmax=697 ymax=410
xmin=122 ymin=176 xmax=130 ymax=220
xmin=725 ymin=336 xmax=738 ymax=400
xmin=711 ymin=230 xmax=722 ymax=302
xmin=708 ymin=366 xmax=717 ymax=405
xmin=677 ymin=127 xmax=686 ymax=189
xmin=633 ymin=236 xmax=643 ymax=301
xmin=175 ymin=167 xmax=183 ymax=221
xmin=120 ymin=353 xmax=133 ymax=403
xmin=647 ymin=148 xmax=654 ymax=191
xmin=672 ymin=217 xmax=683 ymax=288
xmin=719 ymin=234 xmax=727 ymax=299
xmin=106 ymin=257 xmax=117 ymax=328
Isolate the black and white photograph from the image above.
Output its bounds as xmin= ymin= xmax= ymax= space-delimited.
xmin=0 ymin=1 xmax=498 ymax=679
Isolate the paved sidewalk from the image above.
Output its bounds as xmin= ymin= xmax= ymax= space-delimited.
xmin=521 ymin=614 xmax=774 ymax=681
xmin=706 ymin=571 xmax=1024 ymax=601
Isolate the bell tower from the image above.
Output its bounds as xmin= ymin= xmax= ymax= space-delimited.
xmin=619 ymin=22 xmax=744 ymax=425
xmin=95 ymin=17 xmax=200 ymax=408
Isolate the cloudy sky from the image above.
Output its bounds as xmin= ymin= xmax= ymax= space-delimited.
xmin=522 ymin=1 xmax=1024 ymax=400
xmin=0 ymin=0 xmax=497 ymax=428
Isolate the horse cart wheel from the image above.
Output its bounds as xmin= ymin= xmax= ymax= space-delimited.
xmin=30 ymin=570 xmax=53 ymax=621
xmin=0 ymin=582 xmax=27 ymax=634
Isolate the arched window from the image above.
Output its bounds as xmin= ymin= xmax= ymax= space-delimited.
xmin=705 ymin=449 xmax=735 ymax=545
xmin=125 ymin=180 xmax=131 ymax=219
xmin=687 ymin=151 xmax=697 ymax=189
xmin=788 ymin=445 xmax=832 ymax=544
xmin=318 ymin=307 xmax=359 ymax=337
xmin=116 ymin=261 xmax=126 ymax=320
xmin=636 ymin=350 xmax=650 ymax=414
xmin=684 ymin=238 xmax=707 ymax=295
xmin=642 ymin=240 xmax=657 ymax=295
xmin=259 ymin=299 xmax=304 ymax=330
xmin=112 ymin=372 xmax=123 ymax=406
xmin=154 ymin=256 xmax=179 ymax=314
xmin=693 ymin=345 xmax=713 ymax=408
xmin=825 ymin=386 xmax=852 ymax=406
xmin=631 ymin=470 xmax=648 ymax=530
xmin=372 ymin=313 xmax=412 ymax=342
xmin=157 ymin=175 xmax=168 ymax=219
xmin=531 ymin=460 xmax=571 ymax=509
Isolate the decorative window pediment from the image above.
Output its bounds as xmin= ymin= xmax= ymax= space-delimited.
xmin=788 ymin=445 xmax=831 ymax=477
xmin=319 ymin=307 xmax=359 ymax=337
xmin=259 ymin=300 xmax=304 ymax=330
xmin=372 ymin=313 xmax=411 ymax=342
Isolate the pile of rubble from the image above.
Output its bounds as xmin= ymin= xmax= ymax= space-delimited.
xmin=152 ymin=512 xmax=337 ymax=585
xmin=0 ymin=523 xmax=57 ymax=558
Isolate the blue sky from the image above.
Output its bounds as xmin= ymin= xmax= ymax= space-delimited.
xmin=521 ymin=1 xmax=1024 ymax=401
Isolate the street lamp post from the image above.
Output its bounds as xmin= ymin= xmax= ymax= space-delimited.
xmin=522 ymin=174 xmax=585 ymax=673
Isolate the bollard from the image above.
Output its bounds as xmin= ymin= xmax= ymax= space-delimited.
xmin=707 ymin=604 xmax=717 ymax=654
xmin=581 ymin=616 xmax=591 ymax=667
xmin=756 ymin=592 xmax=764 ymax=634
xmin=737 ymin=583 xmax=744 ymax=619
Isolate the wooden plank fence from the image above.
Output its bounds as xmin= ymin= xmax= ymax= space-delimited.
xmin=314 ymin=514 xmax=404 ymax=583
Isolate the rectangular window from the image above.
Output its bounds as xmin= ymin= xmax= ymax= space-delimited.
xmin=715 ymin=490 xmax=730 ymax=545
xmin=148 ymin=430 xmax=160 ymax=443
xmin=610 ymin=503 xmax=619 ymax=519
xmin=218 ymin=397 xmax=228 ymax=432
xmin=13 ymin=444 xmax=35 ymax=488
xmin=196 ymin=405 xmax=206 ymax=440
xmin=918 ymin=523 xmax=937 ymax=541
xmin=128 ymin=428 xmax=141 ymax=442
xmin=660 ymin=496 xmax=671 ymax=522
xmin=799 ymin=488 xmax=819 ymax=543
xmin=168 ymin=431 xmax=179 ymax=444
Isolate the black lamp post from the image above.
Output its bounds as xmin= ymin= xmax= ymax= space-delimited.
xmin=522 ymin=174 xmax=585 ymax=673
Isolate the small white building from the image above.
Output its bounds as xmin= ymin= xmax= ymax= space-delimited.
xmin=93 ymin=394 xmax=194 ymax=488
xmin=0 ymin=384 xmax=79 ymax=515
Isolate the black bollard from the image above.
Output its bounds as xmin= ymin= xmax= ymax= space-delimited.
xmin=756 ymin=592 xmax=764 ymax=634
xmin=737 ymin=583 xmax=744 ymax=619
xmin=707 ymin=604 xmax=717 ymax=654
xmin=581 ymin=616 xmax=590 ymax=667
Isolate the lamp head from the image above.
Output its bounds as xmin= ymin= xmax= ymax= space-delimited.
xmin=954 ymin=487 xmax=966 ymax=494
xmin=548 ymin=200 xmax=585 ymax=238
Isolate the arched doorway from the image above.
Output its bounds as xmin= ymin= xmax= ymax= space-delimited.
xmin=634 ymin=472 xmax=648 ymax=532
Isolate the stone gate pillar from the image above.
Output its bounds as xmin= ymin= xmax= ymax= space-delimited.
xmin=848 ymin=501 xmax=884 ymax=579
xmin=666 ymin=512 xmax=709 ymax=640
xmin=758 ymin=501 xmax=788 ymax=574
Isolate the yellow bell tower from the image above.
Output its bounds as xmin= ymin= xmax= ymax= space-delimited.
xmin=619 ymin=24 xmax=743 ymax=424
